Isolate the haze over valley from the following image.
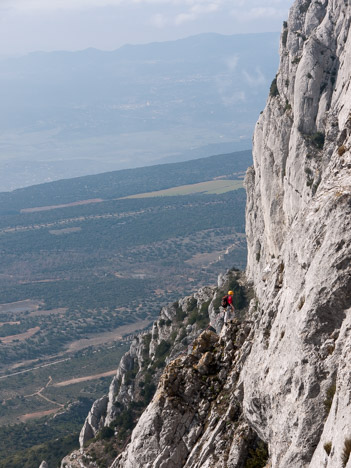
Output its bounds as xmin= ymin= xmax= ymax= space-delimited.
xmin=0 ymin=33 xmax=278 ymax=191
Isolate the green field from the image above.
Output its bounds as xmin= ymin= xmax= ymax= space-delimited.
xmin=124 ymin=179 xmax=244 ymax=198
xmin=0 ymin=398 xmax=94 ymax=468
xmin=0 ymin=342 xmax=129 ymax=425
xmin=0 ymin=341 xmax=130 ymax=466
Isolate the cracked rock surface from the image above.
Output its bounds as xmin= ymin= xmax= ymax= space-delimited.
xmin=244 ymin=0 xmax=351 ymax=466
xmin=113 ymin=322 xmax=256 ymax=468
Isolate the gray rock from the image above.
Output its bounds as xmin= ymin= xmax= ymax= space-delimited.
xmin=114 ymin=323 xmax=252 ymax=468
xmin=79 ymin=395 xmax=108 ymax=447
xmin=243 ymin=0 xmax=351 ymax=466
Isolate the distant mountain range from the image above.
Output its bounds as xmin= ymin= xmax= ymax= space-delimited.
xmin=0 ymin=32 xmax=279 ymax=191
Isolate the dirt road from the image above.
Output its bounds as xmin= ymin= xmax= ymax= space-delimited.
xmin=54 ymin=369 xmax=117 ymax=387
xmin=66 ymin=319 xmax=152 ymax=353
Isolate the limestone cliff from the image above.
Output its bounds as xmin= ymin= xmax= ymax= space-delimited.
xmin=61 ymin=271 xmax=248 ymax=467
xmin=244 ymin=0 xmax=351 ymax=465
xmin=62 ymin=0 xmax=351 ymax=466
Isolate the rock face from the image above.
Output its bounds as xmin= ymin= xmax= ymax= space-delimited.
xmin=62 ymin=275 xmax=248 ymax=468
xmin=62 ymin=0 xmax=351 ymax=467
xmin=113 ymin=322 xmax=256 ymax=468
xmin=103 ymin=285 xmax=215 ymax=431
xmin=244 ymin=0 xmax=351 ymax=466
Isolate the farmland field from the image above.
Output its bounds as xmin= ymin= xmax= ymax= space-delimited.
xmin=124 ymin=179 xmax=244 ymax=198
xmin=0 ymin=150 xmax=251 ymax=464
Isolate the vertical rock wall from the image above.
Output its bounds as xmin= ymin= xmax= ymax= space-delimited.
xmin=244 ymin=0 xmax=351 ymax=466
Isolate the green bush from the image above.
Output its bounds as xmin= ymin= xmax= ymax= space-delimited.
xmin=269 ymin=77 xmax=279 ymax=97
xmin=299 ymin=0 xmax=312 ymax=13
xmin=324 ymin=441 xmax=332 ymax=455
xmin=124 ymin=365 xmax=138 ymax=386
xmin=310 ymin=132 xmax=325 ymax=149
xmin=188 ymin=310 xmax=199 ymax=325
xmin=155 ymin=340 xmax=171 ymax=359
xmin=142 ymin=382 xmax=156 ymax=405
xmin=284 ymin=100 xmax=292 ymax=112
xmin=115 ymin=408 xmax=134 ymax=436
xmin=188 ymin=297 xmax=198 ymax=311
xmin=245 ymin=441 xmax=269 ymax=468
xmin=342 ymin=438 xmax=351 ymax=467
xmin=324 ymin=382 xmax=336 ymax=415
xmin=143 ymin=371 xmax=152 ymax=384
xmin=174 ymin=302 xmax=186 ymax=322
xmin=142 ymin=333 xmax=152 ymax=348
xmin=200 ymin=300 xmax=210 ymax=315
xmin=282 ymin=29 xmax=288 ymax=47
xmin=99 ymin=426 xmax=114 ymax=440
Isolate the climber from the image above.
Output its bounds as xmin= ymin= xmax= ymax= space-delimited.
xmin=221 ymin=290 xmax=235 ymax=323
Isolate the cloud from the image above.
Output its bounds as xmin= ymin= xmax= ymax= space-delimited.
xmin=175 ymin=12 xmax=196 ymax=25
xmin=191 ymin=3 xmax=220 ymax=14
xmin=150 ymin=13 xmax=168 ymax=28
xmin=242 ymin=67 xmax=267 ymax=87
xmin=6 ymin=0 xmax=120 ymax=12
xmin=4 ymin=0 xmax=291 ymax=11
xmin=0 ymin=0 xmax=291 ymax=55
xmin=222 ymin=90 xmax=246 ymax=107
xmin=174 ymin=2 xmax=220 ymax=25
xmin=249 ymin=7 xmax=288 ymax=18
xmin=230 ymin=0 xmax=291 ymax=21
xmin=215 ymin=72 xmax=247 ymax=107
xmin=225 ymin=56 xmax=239 ymax=71
xmin=4 ymin=0 xmax=291 ymax=22
xmin=5 ymin=0 xmax=220 ymax=12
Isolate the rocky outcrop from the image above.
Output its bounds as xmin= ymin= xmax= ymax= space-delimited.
xmin=79 ymin=396 xmax=109 ymax=448
xmin=113 ymin=320 xmax=260 ymax=468
xmin=61 ymin=271 xmax=248 ymax=468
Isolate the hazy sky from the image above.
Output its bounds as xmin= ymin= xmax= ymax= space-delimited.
xmin=0 ymin=0 xmax=292 ymax=55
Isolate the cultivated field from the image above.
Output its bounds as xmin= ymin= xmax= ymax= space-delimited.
xmin=124 ymin=179 xmax=244 ymax=198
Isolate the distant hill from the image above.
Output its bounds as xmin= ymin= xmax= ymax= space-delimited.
xmin=0 ymin=150 xmax=252 ymax=211
xmin=0 ymin=32 xmax=278 ymax=190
